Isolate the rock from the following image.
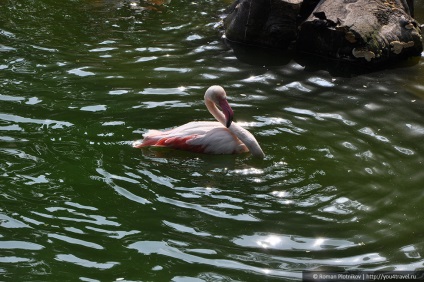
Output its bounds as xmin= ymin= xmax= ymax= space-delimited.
xmin=223 ymin=0 xmax=303 ymax=49
xmin=223 ymin=0 xmax=423 ymax=66
xmin=296 ymin=0 xmax=423 ymax=64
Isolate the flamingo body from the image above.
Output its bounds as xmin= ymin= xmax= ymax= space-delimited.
xmin=133 ymin=86 xmax=264 ymax=158
xmin=133 ymin=121 xmax=249 ymax=155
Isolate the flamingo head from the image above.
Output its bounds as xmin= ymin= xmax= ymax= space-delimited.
xmin=205 ymin=85 xmax=234 ymax=128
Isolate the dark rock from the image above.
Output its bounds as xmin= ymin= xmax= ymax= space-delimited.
xmin=297 ymin=0 xmax=423 ymax=64
xmin=223 ymin=0 xmax=423 ymax=67
xmin=223 ymin=0 xmax=303 ymax=49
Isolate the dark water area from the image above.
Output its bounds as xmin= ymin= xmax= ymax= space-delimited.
xmin=1 ymin=0 xmax=424 ymax=281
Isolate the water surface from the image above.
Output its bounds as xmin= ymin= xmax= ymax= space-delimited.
xmin=1 ymin=0 xmax=424 ymax=281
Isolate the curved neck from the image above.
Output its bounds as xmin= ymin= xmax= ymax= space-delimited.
xmin=205 ymin=99 xmax=226 ymax=126
xmin=229 ymin=123 xmax=265 ymax=158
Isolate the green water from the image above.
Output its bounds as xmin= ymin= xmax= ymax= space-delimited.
xmin=1 ymin=0 xmax=424 ymax=281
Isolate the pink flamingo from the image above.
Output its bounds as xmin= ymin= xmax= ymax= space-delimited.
xmin=132 ymin=85 xmax=265 ymax=158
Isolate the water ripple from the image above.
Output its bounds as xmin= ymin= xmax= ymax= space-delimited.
xmin=67 ymin=67 xmax=95 ymax=77
xmin=48 ymin=233 xmax=104 ymax=250
xmin=157 ymin=196 xmax=260 ymax=222
xmin=94 ymin=167 xmax=151 ymax=205
xmin=55 ymin=254 xmax=118 ymax=269
xmin=128 ymin=240 xmax=298 ymax=279
xmin=32 ymin=208 xmax=120 ymax=227
xmin=0 ymin=113 xmax=73 ymax=128
xmin=0 ymin=213 xmax=31 ymax=228
xmin=233 ymin=234 xmax=356 ymax=251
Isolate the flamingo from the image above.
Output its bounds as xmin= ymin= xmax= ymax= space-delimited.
xmin=132 ymin=85 xmax=265 ymax=158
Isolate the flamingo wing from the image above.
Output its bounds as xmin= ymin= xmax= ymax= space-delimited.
xmin=133 ymin=121 xmax=248 ymax=155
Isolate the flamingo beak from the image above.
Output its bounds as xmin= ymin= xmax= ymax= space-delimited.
xmin=219 ymin=98 xmax=234 ymax=128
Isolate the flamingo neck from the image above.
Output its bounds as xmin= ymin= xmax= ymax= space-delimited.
xmin=205 ymin=98 xmax=227 ymax=126
xmin=228 ymin=123 xmax=265 ymax=158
